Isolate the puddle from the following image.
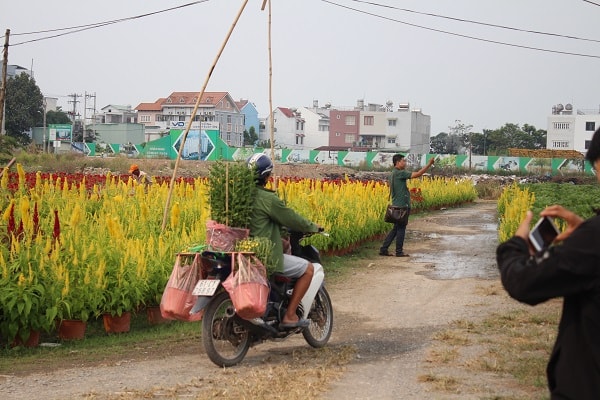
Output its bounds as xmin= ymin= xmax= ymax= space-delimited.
xmin=410 ymin=204 xmax=500 ymax=280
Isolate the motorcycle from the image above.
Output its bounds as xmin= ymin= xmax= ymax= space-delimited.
xmin=192 ymin=231 xmax=333 ymax=367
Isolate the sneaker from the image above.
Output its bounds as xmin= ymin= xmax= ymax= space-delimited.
xmin=396 ymin=253 xmax=410 ymax=257
xmin=378 ymin=252 xmax=393 ymax=256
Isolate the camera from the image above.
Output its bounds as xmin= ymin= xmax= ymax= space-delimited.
xmin=529 ymin=216 xmax=560 ymax=252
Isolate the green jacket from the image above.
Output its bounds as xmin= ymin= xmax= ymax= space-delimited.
xmin=249 ymin=187 xmax=319 ymax=272
xmin=390 ymin=169 xmax=412 ymax=207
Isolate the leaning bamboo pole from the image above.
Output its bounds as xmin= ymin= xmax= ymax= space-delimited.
xmin=161 ymin=0 xmax=249 ymax=231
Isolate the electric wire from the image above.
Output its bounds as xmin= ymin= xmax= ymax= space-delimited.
xmin=10 ymin=1 xmax=210 ymax=46
xmin=321 ymin=0 xmax=600 ymax=59
xmin=342 ymin=0 xmax=600 ymax=44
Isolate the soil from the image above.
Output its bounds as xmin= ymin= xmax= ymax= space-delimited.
xmin=0 ymin=197 xmax=535 ymax=400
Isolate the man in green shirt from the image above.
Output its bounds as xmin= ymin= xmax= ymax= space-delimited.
xmin=379 ymin=154 xmax=434 ymax=257
xmin=247 ymin=154 xmax=321 ymax=329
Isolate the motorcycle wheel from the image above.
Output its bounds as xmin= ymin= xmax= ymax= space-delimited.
xmin=302 ymin=286 xmax=333 ymax=348
xmin=201 ymin=291 xmax=251 ymax=367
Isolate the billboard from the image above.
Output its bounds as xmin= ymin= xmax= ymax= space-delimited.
xmin=49 ymin=124 xmax=72 ymax=142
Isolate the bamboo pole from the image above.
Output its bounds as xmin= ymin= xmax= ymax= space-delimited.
xmin=266 ymin=0 xmax=276 ymax=189
xmin=0 ymin=157 xmax=15 ymax=178
xmin=161 ymin=0 xmax=249 ymax=232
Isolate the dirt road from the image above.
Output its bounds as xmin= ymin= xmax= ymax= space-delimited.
xmin=1 ymin=200 xmax=525 ymax=399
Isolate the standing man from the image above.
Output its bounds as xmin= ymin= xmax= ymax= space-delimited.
xmin=379 ymin=154 xmax=435 ymax=257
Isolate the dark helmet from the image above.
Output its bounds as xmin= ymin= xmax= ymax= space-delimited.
xmin=247 ymin=153 xmax=273 ymax=181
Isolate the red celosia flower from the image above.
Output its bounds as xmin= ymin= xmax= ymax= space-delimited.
xmin=53 ymin=209 xmax=61 ymax=242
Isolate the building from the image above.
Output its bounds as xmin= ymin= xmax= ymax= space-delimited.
xmin=99 ymin=104 xmax=137 ymax=124
xmin=297 ymin=101 xmax=331 ymax=149
xmin=547 ymin=103 xmax=600 ymax=155
xmin=266 ymin=98 xmax=431 ymax=153
xmin=135 ymin=91 xmax=245 ymax=147
xmin=235 ymin=99 xmax=260 ymax=141
xmin=263 ymin=107 xmax=305 ymax=149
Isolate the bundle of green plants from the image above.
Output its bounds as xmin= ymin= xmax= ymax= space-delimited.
xmin=207 ymin=160 xmax=256 ymax=228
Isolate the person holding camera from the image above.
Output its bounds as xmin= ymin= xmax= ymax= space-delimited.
xmin=496 ymin=127 xmax=600 ymax=399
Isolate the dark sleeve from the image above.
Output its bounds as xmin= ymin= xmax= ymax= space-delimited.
xmin=496 ymin=220 xmax=600 ymax=305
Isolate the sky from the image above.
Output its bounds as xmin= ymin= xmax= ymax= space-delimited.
xmin=3 ymin=0 xmax=600 ymax=135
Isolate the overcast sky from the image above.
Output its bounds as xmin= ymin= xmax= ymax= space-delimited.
xmin=3 ymin=0 xmax=600 ymax=134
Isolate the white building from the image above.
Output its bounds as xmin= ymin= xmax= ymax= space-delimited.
xmin=546 ymin=103 xmax=600 ymax=154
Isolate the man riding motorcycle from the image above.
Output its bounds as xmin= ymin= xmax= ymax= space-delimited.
xmin=246 ymin=153 xmax=321 ymax=329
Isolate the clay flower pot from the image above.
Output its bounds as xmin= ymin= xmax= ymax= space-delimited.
xmin=102 ymin=311 xmax=131 ymax=334
xmin=146 ymin=306 xmax=170 ymax=325
xmin=57 ymin=319 xmax=87 ymax=340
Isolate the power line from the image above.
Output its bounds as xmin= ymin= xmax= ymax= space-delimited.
xmin=321 ymin=0 xmax=600 ymax=59
xmin=583 ymin=0 xmax=600 ymax=6
xmin=10 ymin=1 xmax=210 ymax=46
xmin=343 ymin=0 xmax=600 ymax=44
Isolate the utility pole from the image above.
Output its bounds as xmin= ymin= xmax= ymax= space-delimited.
xmin=68 ymin=93 xmax=81 ymax=148
xmin=43 ymin=97 xmax=47 ymax=153
xmin=83 ymin=91 xmax=87 ymax=148
xmin=0 ymin=29 xmax=10 ymax=135
xmin=85 ymin=92 xmax=96 ymax=147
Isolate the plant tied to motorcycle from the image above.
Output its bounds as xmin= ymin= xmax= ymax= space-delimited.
xmin=206 ymin=160 xmax=257 ymax=251
xmin=207 ymin=160 xmax=256 ymax=229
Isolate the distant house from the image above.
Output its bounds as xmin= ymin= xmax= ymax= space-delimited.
xmin=547 ymin=103 xmax=600 ymax=155
xmin=99 ymin=105 xmax=137 ymax=124
xmin=235 ymin=99 xmax=260 ymax=141
xmin=136 ymin=91 xmax=244 ymax=146
xmin=264 ymin=107 xmax=305 ymax=149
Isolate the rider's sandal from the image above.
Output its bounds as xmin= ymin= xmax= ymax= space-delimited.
xmin=280 ymin=319 xmax=310 ymax=329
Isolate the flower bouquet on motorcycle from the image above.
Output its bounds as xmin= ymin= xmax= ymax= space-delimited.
xmin=190 ymin=159 xmax=334 ymax=367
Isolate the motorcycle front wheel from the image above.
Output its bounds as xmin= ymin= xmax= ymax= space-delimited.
xmin=201 ymin=291 xmax=251 ymax=367
xmin=303 ymin=286 xmax=333 ymax=347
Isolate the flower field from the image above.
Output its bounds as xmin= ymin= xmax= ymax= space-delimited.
xmin=497 ymin=182 xmax=600 ymax=242
xmin=0 ymin=164 xmax=477 ymax=344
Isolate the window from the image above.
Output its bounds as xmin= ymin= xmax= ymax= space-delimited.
xmin=388 ymin=119 xmax=397 ymax=127
xmin=345 ymin=115 xmax=356 ymax=126
xmin=335 ymin=132 xmax=341 ymax=137
xmin=551 ymin=140 xmax=570 ymax=148
xmin=295 ymin=135 xmax=304 ymax=145
xmin=364 ymin=116 xmax=374 ymax=125
xmin=586 ymin=121 xmax=596 ymax=131
xmin=139 ymin=115 xmax=151 ymax=123
xmin=344 ymin=134 xmax=355 ymax=144
xmin=319 ymin=124 xmax=328 ymax=131
xmin=553 ymin=122 xmax=571 ymax=130
xmin=387 ymin=138 xmax=396 ymax=144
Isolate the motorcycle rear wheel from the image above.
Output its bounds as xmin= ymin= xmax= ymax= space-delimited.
xmin=201 ymin=291 xmax=251 ymax=367
xmin=302 ymin=286 xmax=333 ymax=347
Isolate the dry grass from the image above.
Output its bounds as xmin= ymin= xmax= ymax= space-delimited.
xmin=87 ymin=345 xmax=357 ymax=399
xmin=420 ymin=289 xmax=561 ymax=399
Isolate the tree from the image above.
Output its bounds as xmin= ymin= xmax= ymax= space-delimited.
xmin=483 ymin=123 xmax=547 ymax=154
xmin=4 ymin=74 xmax=44 ymax=145
xmin=243 ymin=126 xmax=258 ymax=146
xmin=46 ymin=109 xmax=71 ymax=125
xmin=430 ymin=132 xmax=462 ymax=154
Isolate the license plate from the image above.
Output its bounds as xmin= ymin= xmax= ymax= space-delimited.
xmin=192 ymin=279 xmax=220 ymax=296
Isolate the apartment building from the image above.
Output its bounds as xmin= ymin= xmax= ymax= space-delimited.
xmin=136 ymin=91 xmax=245 ymax=146
xmin=547 ymin=103 xmax=600 ymax=154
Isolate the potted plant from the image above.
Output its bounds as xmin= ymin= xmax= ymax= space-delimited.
xmin=100 ymin=260 xmax=146 ymax=333
xmin=0 ymin=275 xmax=53 ymax=347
